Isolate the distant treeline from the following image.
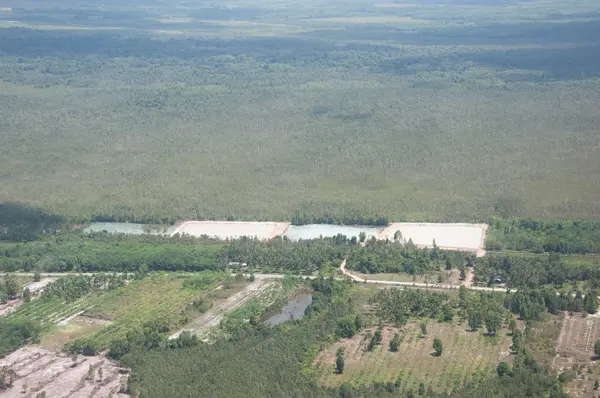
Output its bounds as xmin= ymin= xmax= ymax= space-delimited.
xmin=291 ymin=213 xmax=389 ymax=226
xmin=0 ymin=203 xmax=64 ymax=242
xmin=486 ymin=218 xmax=600 ymax=254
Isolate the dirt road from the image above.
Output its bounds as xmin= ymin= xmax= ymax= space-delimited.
xmin=169 ymin=280 xmax=275 ymax=340
xmin=338 ymin=259 xmax=514 ymax=293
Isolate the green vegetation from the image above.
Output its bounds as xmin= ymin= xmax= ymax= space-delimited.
xmin=475 ymin=252 xmax=600 ymax=289
xmin=346 ymin=238 xmax=473 ymax=274
xmin=0 ymin=319 xmax=41 ymax=356
xmin=433 ymin=337 xmax=443 ymax=357
xmin=486 ymin=219 xmax=600 ymax=253
xmin=0 ymin=0 xmax=599 ymax=224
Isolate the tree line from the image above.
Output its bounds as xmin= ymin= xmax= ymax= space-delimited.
xmin=486 ymin=218 xmax=600 ymax=254
xmin=346 ymin=239 xmax=473 ymax=275
xmin=475 ymin=252 xmax=600 ymax=288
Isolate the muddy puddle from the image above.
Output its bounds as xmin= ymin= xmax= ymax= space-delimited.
xmin=265 ymin=292 xmax=313 ymax=326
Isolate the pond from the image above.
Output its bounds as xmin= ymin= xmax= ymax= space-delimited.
xmin=83 ymin=222 xmax=178 ymax=235
xmin=265 ymin=292 xmax=313 ymax=326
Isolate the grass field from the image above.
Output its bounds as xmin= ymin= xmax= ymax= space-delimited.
xmin=314 ymin=321 xmax=511 ymax=393
xmin=84 ymin=274 xmax=214 ymax=346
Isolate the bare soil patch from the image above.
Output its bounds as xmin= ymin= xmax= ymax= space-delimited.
xmin=40 ymin=316 xmax=110 ymax=352
xmin=0 ymin=346 xmax=128 ymax=398
xmin=553 ymin=313 xmax=600 ymax=396
xmin=378 ymin=223 xmax=488 ymax=257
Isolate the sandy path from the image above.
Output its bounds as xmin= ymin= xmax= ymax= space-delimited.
xmin=169 ymin=280 xmax=275 ymax=340
xmin=339 ymin=258 xmax=513 ymax=292
xmin=461 ymin=267 xmax=475 ymax=288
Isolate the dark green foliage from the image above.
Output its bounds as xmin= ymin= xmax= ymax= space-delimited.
xmin=370 ymin=289 xmax=454 ymax=325
xmin=226 ymin=236 xmax=348 ymax=274
xmin=0 ymin=319 xmax=41 ymax=356
xmin=389 ymin=333 xmax=401 ymax=352
xmin=4 ymin=274 xmax=18 ymax=299
xmin=487 ymin=219 xmax=600 ymax=254
xmin=475 ymin=252 xmax=600 ymax=288
xmin=484 ymin=312 xmax=502 ymax=336
xmin=336 ymin=350 xmax=345 ymax=374
xmin=433 ymin=338 xmax=443 ymax=356
xmin=22 ymin=287 xmax=31 ymax=303
xmin=512 ymin=330 xmax=523 ymax=354
xmin=468 ymin=309 xmax=483 ymax=331
xmin=0 ymin=203 xmax=64 ymax=242
xmin=508 ymin=318 xmax=517 ymax=334
xmin=594 ymin=379 xmax=599 ymax=390
xmin=418 ymin=382 xmax=425 ymax=395
xmin=346 ymin=240 xmax=466 ymax=275
xmin=594 ymin=340 xmax=600 ymax=358
xmin=42 ymin=274 xmax=123 ymax=302
xmin=584 ymin=291 xmax=598 ymax=314
xmin=336 ymin=315 xmax=360 ymax=338
xmin=497 ymin=362 xmax=511 ymax=377
xmin=292 ymin=214 xmax=388 ymax=227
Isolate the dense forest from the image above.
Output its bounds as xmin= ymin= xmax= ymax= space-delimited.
xmin=1 ymin=0 xmax=599 ymax=223
xmin=475 ymin=253 xmax=600 ymax=288
xmin=346 ymin=239 xmax=473 ymax=275
xmin=486 ymin=219 xmax=600 ymax=254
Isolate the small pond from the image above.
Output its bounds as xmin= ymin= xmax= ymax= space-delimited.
xmin=265 ymin=292 xmax=313 ymax=326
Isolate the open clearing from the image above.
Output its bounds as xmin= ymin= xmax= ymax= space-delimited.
xmin=553 ymin=313 xmax=600 ymax=396
xmin=170 ymin=279 xmax=275 ymax=340
xmin=378 ymin=223 xmax=488 ymax=256
xmin=313 ymin=321 xmax=510 ymax=392
xmin=170 ymin=221 xmax=290 ymax=240
xmin=0 ymin=346 xmax=128 ymax=398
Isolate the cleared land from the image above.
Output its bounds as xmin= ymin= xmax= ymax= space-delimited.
xmin=378 ymin=223 xmax=488 ymax=256
xmin=170 ymin=279 xmax=275 ymax=340
xmin=0 ymin=346 xmax=128 ymax=398
xmin=314 ymin=322 xmax=511 ymax=392
xmin=171 ymin=221 xmax=290 ymax=240
xmin=553 ymin=313 xmax=600 ymax=396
